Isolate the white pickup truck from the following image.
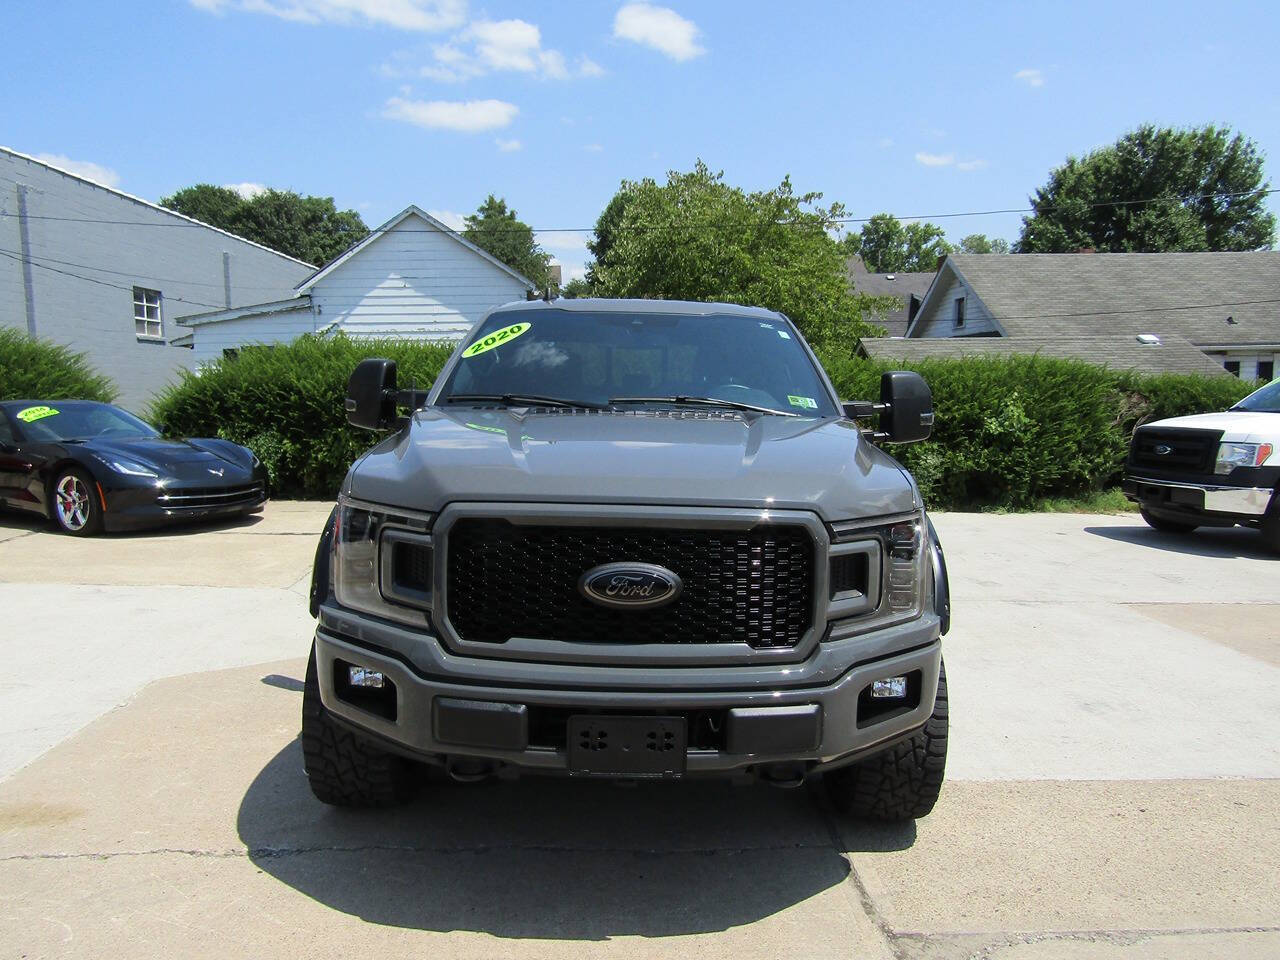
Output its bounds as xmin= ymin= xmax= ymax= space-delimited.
xmin=1124 ymin=377 xmax=1279 ymax=553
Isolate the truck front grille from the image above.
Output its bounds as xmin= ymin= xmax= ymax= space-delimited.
xmin=445 ymin=519 xmax=813 ymax=648
xmin=1129 ymin=427 xmax=1222 ymax=474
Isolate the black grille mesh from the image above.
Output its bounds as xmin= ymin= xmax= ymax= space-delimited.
xmin=445 ymin=519 xmax=813 ymax=648
xmin=1130 ymin=427 xmax=1223 ymax=474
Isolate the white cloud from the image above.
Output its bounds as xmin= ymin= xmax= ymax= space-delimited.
xmin=956 ymin=159 xmax=988 ymax=172
xmin=613 ymin=3 xmax=704 ymax=61
xmin=190 ymin=0 xmax=466 ymax=31
xmin=225 ymin=181 xmax=268 ymax=198
xmin=1014 ymin=68 xmax=1044 ymax=87
xmin=915 ymin=151 xmax=954 ymax=167
xmin=427 ymin=208 xmax=467 ymax=230
xmin=583 ymin=143 xmax=604 ymax=153
xmin=34 ymin=153 xmax=120 ymax=188
xmin=381 ymin=96 xmax=517 ymax=131
xmin=578 ymin=55 xmax=605 ymax=77
xmin=494 ymin=137 xmax=522 ymax=152
xmin=408 ymin=17 xmax=579 ymax=81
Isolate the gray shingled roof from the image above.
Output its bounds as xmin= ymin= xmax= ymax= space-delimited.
xmin=859 ymin=333 xmax=1232 ymax=377
xmin=939 ymin=252 xmax=1280 ymax=346
xmin=846 ymin=257 xmax=936 ymax=337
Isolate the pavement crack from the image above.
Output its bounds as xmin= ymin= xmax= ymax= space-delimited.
xmin=1 ymin=840 xmax=833 ymax=863
xmin=890 ymin=925 xmax=1280 ymax=959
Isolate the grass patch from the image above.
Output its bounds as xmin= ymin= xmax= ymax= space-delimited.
xmin=974 ymin=488 xmax=1137 ymax=514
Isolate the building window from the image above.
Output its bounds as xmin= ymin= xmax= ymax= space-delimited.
xmin=1259 ymin=359 xmax=1274 ymax=382
xmin=954 ymin=297 xmax=965 ymax=328
xmin=133 ymin=287 xmax=163 ymax=339
xmin=1223 ymin=360 xmax=1240 ymax=377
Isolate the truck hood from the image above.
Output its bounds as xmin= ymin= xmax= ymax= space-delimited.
xmin=1144 ymin=410 xmax=1280 ymax=444
xmin=346 ymin=407 xmax=918 ymax=521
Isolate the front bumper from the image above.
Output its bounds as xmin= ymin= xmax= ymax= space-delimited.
xmin=100 ymin=478 xmax=267 ymax=531
xmin=313 ymin=610 xmax=943 ymax=777
xmin=1124 ymin=475 xmax=1276 ymax=523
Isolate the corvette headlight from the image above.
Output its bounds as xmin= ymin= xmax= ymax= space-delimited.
xmin=94 ymin=454 xmax=158 ymax=478
xmin=1214 ymin=442 xmax=1274 ymax=474
xmin=333 ymin=500 xmax=433 ymax=627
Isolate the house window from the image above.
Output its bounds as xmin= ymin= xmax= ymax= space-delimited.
xmin=954 ymin=297 xmax=965 ymax=329
xmin=133 ymin=287 xmax=163 ymax=339
xmin=1259 ymin=359 xmax=1274 ymax=382
xmin=1223 ymin=360 xmax=1240 ymax=377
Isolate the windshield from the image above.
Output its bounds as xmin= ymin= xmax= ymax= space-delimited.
xmin=436 ymin=309 xmax=837 ymax=417
xmin=13 ymin=403 xmax=159 ymax=442
xmin=1232 ymin=378 xmax=1280 ymax=413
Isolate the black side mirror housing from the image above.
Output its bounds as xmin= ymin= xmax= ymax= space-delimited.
xmin=346 ymin=358 xmax=398 ymax=430
xmin=878 ymin=370 xmax=933 ymax=443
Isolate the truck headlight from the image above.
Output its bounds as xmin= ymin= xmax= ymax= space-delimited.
xmin=1214 ymin=442 xmax=1274 ymax=474
xmin=885 ymin=519 xmax=924 ymax=614
xmin=334 ymin=500 xmax=433 ymax=627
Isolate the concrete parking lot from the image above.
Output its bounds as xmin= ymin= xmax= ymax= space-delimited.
xmin=1 ymin=504 xmax=1277 ymax=959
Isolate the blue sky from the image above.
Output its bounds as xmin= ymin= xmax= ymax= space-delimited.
xmin=5 ymin=1 xmax=1278 ymax=279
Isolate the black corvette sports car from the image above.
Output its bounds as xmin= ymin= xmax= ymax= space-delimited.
xmin=0 ymin=400 xmax=267 ymax=535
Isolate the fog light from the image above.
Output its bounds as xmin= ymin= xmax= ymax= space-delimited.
xmin=871 ymin=676 xmax=908 ymax=699
xmin=348 ymin=666 xmax=385 ymax=689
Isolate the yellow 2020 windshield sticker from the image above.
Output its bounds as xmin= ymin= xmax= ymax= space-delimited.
xmin=462 ymin=322 xmax=531 ymax=358
xmin=17 ymin=405 xmax=59 ymax=422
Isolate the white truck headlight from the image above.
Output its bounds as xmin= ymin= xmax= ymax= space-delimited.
xmin=333 ymin=500 xmax=433 ymax=626
xmin=1214 ymin=442 xmax=1274 ymax=474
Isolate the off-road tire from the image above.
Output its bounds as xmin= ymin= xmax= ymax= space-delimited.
xmin=825 ymin=659 xmax=948 ymax=822
xmin=301 ymin=645 xmax=416 ymax=807
xmin=1140 ymin=507 xmax=1198 ymax=534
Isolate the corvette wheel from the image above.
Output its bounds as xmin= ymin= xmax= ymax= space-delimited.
xmin=52 ymin=469 xmax=103 ymax=536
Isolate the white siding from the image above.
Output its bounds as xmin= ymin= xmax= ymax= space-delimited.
xmin=1 ymin=150 xmax=312 ymax=412
xmin=912 ymin=269 xmax=1000 ymax=338
xmin=188 ymin=306 xmax=319 ymax=365
xmin=309 ymin=216 xmax=529 ymax=341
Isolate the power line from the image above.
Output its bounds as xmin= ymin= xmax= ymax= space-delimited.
xmin=0 ymin=246 xmax=305 ymax=293
xmin=0 ymin=249 xmax=225 ymax=309
xmin=2 ymin=188 xmax=1274 ymax=235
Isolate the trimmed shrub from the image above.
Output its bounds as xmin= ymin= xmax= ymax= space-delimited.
xmin=0 ymin=328 xmax=117 ymax=403
xmin=820 ymin=350 xmax=1259 ymax=509
xmin=151 ymin=334 xmax=453 ymax=498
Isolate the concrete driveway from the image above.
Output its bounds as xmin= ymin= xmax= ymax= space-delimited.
xmin=1 ymin=504 xmax=1277 ymax=959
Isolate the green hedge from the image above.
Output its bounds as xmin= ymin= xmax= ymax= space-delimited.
xmin=152 ymin=334 xmax=1256 ymax=506
xmin=0 ymin=328 xmax=117 ymax=403
xmin=819 ymin=351 xmax=1255 ymax=509
xmin=151 ymin=334 xmax=452 ymax=498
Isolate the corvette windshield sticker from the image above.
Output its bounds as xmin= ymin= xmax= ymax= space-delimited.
xmin=16 ymin=405 xmax=59 ymax=422
xmin=462 ymin=322 xmax=531 ymax=358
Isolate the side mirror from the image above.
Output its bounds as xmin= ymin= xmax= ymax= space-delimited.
xmin=346 ymin=358 xmax=398 ymax=431
xmin=878 ymin=370 xmax=933 ymax=443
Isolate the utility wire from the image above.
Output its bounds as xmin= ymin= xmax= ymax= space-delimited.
xmin=0 ymin=246 xmax=307 ymax=293
xmin=0 ymin=249 xmax=225 ymax=309
xmin=2 ymin=188 xmax=1274 ymax=234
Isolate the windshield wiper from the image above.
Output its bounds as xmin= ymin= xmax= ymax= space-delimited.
xmin=442 ymin=393 xmax=606 ymax=410
xmin=609 ymin=395 xmax=800 ymax=417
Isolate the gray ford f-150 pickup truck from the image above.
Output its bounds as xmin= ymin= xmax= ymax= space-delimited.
xmin=304 ymin=299 xmax=950 ymax=821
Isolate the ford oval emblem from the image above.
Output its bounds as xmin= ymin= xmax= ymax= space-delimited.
xmin=579 ymin=562 xmax=682 ymax=610
xmin=1153 ymin=444 xmax=1173 ymax=455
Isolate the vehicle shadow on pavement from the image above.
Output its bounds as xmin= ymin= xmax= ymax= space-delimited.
xmin=236 ymin=739 xmax=915 ymax=938
xmin=0 ymin=509 xmax=263 ymax=538
xmin=1084 ymin=524 xmax=1278 ymax=560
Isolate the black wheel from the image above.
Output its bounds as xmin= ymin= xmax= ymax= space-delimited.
xmin=1139 ymin=507 xmax=1198 ymax=534
xmin=301 ymin=644 xmax=416 ymax=807
xmin=825 ymin=659 xmax=948 ymax=822
xmin=1262 ymin=497 xmax=1280 ymax=555
xmin=51 ymin=467 xmax=103 ymax=536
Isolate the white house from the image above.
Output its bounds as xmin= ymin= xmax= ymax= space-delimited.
xmin=178 ymin=206 xmax=534 ymax=362
xmin=892 ymin=252 xmax=1280 ymax=380
xmin=1 ymin=147 xmax=314 ymax=411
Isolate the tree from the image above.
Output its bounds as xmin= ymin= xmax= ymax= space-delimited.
xmin=160 ymin=185 xmax=369 ymax=265
xmin=843 ymin=214 xmax=953 ymax=272
xmin=589 ymin=161 xmax=887 ymax=348
xmin=560 ymin=277 xmax=592 ymax=298
xmin=463 ymin=195 xmax=552 ymax=291
xmin=584 ymin=188 xmax=635 ymax=288
xmin=1017 ymin=125 xmax=1276 ymax=253
xmin=956 ymin=234 xmax=1011 ymax=255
